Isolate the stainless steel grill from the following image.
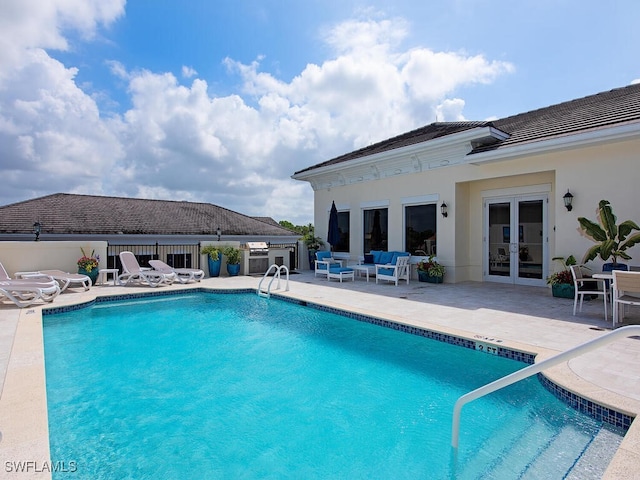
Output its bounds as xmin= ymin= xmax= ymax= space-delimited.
xmin=246 ymin=241 xmax=269 ymax=256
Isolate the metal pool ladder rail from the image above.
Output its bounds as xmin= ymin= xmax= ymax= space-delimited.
xmin=258 ymin=264 xmax=290 ymax=298
xmin=451 ymin=325 xmax=640 ymax=449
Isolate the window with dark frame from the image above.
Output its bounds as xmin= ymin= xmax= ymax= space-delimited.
xmin=334 ymin=211 xmax=350 ymax=252
xmin=363 ymin=208 xmax=388 ymax=252
xmin=404 ymin=204 xmax=437 ymax=256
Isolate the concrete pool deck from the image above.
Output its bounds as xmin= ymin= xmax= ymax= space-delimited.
xmin=0 ymin=272 xmax=638 ymax=478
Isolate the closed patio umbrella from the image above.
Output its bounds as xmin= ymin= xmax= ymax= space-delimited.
xmin=327 ymin=201 xmax=340 ymax=251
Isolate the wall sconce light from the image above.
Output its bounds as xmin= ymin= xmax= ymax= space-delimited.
xmin=216 ymin=227 xmax=221 ymax=241
xmin=563 ymin=190 xmax=574 ymax=212
xmin=33 ymin=221 xmax=41 ymax=241
xmin=440 ymin=202 xmax=448 ymax=218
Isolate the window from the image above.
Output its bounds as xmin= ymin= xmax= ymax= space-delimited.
xmin=405 ymin=204 xmax=437 ymax=255
xmin=363 ymin=208 xmax=388 ymax=252
xmin=335 ymin=211 xmax=350 ymax=252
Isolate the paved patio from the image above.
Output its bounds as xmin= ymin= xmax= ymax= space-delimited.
xmin=1 ymin=271 xmax=638 ymax=478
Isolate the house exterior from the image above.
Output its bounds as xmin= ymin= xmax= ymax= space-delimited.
xmin=292 ymin=84 xmax=640 ymax=286
xmin=0 ymin=193 xmax=299 ymax=274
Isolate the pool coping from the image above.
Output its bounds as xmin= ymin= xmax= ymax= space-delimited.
xmin=1 ymin=284 xmax=638 ymax=479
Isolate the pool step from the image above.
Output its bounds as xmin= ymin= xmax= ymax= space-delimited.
xmin=454 ymin=411 xmax=544 ymax=477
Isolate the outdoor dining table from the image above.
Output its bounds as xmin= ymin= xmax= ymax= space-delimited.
xmin=591 ymin=273 xmax=614 ymax=322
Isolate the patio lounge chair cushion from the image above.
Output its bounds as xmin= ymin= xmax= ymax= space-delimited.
xmin=316 ymin=251 xmax=334 ymax=267
xmin=314 ymin=251 xmax=343 ymax=278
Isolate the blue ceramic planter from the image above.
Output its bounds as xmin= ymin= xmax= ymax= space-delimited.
xmin=78 ymin=267 xmax=99 ymax=285
xmin=226 ymin=263 xmax=240 ymax=276
xmin=207 ymin=257 xmax=221 ymax=277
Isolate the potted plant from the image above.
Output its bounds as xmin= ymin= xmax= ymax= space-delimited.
xmin=417 ymin=255 xmax=445 ymax=283
xmin=546 ymin=255 xmax=577 ymax=298
xmin=77 ymin=248 xmax=100 ymax=285
xmin=201 ymin=245 xmax=221 ymax=277
xmin=301 ymin=227 xmax=325 ymax=270
xmin=577 ymin=200 xmax=640 ymax=273
xmin=222 ymin=246 xmax=242 ymax=276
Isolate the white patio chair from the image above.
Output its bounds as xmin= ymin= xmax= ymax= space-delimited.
xmin=314 ymin=251 xmax=343 ymax=279
xmin=611 ymin=270 xmax=640 ymax=327
xmin=570 ymin=265 xmax=608 ymax=321
xmin=375 ymin=255 xmax=410 ymax=286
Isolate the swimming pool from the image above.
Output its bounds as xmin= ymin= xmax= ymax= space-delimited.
xmin=43 ymin=291 xmax=623 ymax=479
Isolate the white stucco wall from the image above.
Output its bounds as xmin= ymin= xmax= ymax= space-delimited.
xmin=0 ymin=241 xmax=108 ymax=277
xmin=304 ymin=135 xmax=640 ymax=284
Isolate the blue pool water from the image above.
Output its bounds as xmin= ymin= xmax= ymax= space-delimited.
xmin=43 ymin=292 xmax=616 ymax=479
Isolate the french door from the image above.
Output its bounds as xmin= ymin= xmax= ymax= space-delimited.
xmin=484 ymin=195 xmax=547 ymax=285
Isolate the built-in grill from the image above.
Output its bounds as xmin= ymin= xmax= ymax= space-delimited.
xmin=247 ymin=241 xmax=269 ymax=256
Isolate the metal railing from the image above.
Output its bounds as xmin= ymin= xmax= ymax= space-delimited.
xmin=451 ymin=325 xmax=640 ymax=449
xmin=258 ymin=264 xmax=290 ymax=298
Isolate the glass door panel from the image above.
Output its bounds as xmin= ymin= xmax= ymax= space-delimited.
xmin=517 ymin=199 xmax=544 ymax=281
xmin=488 ymin=202 xmax=512 ymax=278
xmin=485 ymin=195 xmax=547 ymax=285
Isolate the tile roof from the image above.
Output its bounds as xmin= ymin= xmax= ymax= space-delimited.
xmin=294 ymin=83 xmax=640 ymax=174
xmin=0 ymin=193 xmax=297 ymax=237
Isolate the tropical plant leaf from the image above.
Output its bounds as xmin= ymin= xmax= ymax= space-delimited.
xmin=620 ymin=232 xmax=640 ymax=251
xmin=577 ymin=217 xmax=607 ymax=241
xmin=617 ymin=251 xmax=633 ymax=261
xmin=598 ymin=200 xmax=618 ymax=240
xmin=581 ymin=244 xmax=601 ymax=263
xmin=600 ymin=239 xmax=616 ymax=261
xmin=618 ymin=220 xmax=640 ymax=242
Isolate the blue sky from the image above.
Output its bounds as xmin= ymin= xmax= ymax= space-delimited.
xmin=1 ymin=1 xmax=638 ymax=225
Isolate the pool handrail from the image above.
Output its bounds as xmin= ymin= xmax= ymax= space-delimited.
xmin=451 ymin=325 xmax=640 ymax=449
xmin=258 ymin=264 xmax=290 ymax=298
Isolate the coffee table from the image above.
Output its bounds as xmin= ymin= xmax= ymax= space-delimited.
xmin=351 ymin=264 xmax=376 ymax=282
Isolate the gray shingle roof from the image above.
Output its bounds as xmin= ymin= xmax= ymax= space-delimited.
xmin=0 ymin=193 xmax=297 ymax=236
xmin=294 ymin=83 xmax=640 ymax=174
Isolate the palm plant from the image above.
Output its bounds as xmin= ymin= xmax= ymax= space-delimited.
xmin=577 ymin=200 xmax=640 ymax=265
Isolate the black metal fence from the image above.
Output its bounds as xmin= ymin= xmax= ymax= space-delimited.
xmin=106 ymin=242 xmax=299 ymax=272
xmin=107 ymin=243 xmax=201 ymax=272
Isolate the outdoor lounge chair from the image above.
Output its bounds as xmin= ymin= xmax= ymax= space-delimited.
xmin=148 ymin=260 xmax=204 ymax=284
xmin=375 ymin=254 xmax=411 ymax=286
xmin=15 ymin=269 xmax=91 ymax=292
xmin=314 ymin=251 xmax=343 ymax=279
xmin=118 ymin=251 xmax=176 ymax=287
xmin=0 ymin=281 xmax=60 ymax=308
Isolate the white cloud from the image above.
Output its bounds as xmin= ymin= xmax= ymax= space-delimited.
xmin=182 ymin=66 xmax=197 ymax=78
xmin=0 ymin=4 xmax=514 ymax=225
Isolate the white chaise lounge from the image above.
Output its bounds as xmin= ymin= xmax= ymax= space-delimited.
xmin=0 ymin=261 xmax=60 ymax=307
xmin=15 ymin=269 xmax=91 ymax=292
xmin=148 ymin=260 xmax=204 ymax=284
xmin=118 ymin=251 xmax=176 ymax=287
